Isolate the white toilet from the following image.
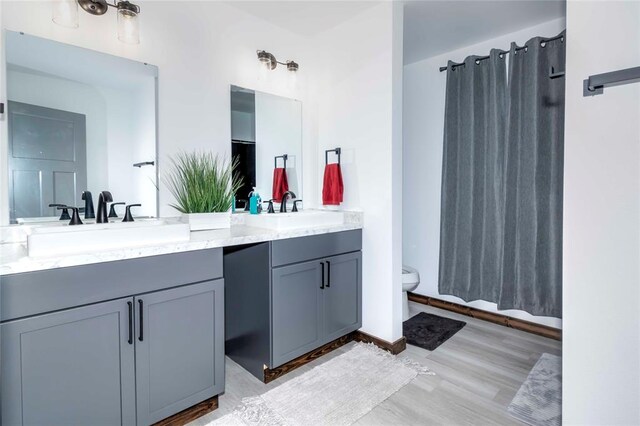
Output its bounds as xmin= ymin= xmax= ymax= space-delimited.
xmin=402 ymin=265 xmax=420 ymax=321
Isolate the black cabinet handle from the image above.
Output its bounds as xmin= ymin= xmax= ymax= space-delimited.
xmin=138 ymin=299 xmax=144 ymax=342
xmin=320 ymin=262 xmax=325 ymax=289
xmin=127 ymin=301 xmax=133 ymax=345
xmin=326 ymin=261 xmax=331 ymax=288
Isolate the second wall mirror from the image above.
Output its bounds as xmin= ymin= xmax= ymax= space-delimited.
xmin=230 ymin=85 xmax=302 ymax=210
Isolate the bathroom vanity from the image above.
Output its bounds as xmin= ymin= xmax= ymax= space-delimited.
xmin=225 ymin=229 xmax=362 ymax=381
xmin=0 ymin=28 xmax=362 ymax=426
xmin=0 ymin=249 xmax=225 ymax=426
xmin=0 ymin=212 xmax=362 ymax=425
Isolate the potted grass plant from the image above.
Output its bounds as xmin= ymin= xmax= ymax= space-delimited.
xmin=164 ymin=151 xmax=242 ymax=231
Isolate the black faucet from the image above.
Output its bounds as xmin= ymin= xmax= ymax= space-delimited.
xmin=123 ymin=204 xmax=141 ymax=222
xmin=82 ymin=191 xmax=95 ymax=219
xmin=96 ymin=191 xmax=113 ymax=223
xmin=58 ymin=206 xmax=83 ymax=225
xmin=263 ymin=199 xmax=276 ymax=213
xmin=49 ymin=203 xmax=70 ymax=220
xmin=108 ymin=202 xmax=125 ymax=218
xmin=245 ymin=191 xmax=254 ymax=211
xmin=279 ymin=191 xmax=296 ymax=213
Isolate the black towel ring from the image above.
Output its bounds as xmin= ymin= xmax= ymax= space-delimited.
xmin=325 ymin=147 xmax=341 ymax=165
xmin=274 ymin=154 xmax=288 ymax=169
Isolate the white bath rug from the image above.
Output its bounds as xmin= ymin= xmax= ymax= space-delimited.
xmin=209 ymin=342 xmax=433 ymax=426
xmin=508 ymin=353 xmax=562 ymax=426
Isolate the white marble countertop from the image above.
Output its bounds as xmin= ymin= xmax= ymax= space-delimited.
xmin=0 ymin=211 xmax=363 ymax=276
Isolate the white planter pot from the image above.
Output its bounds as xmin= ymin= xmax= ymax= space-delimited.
xmin=182 ymin=212 xmax=231 ymax=231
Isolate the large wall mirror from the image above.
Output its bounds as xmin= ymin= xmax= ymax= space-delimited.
xmin=230 ymin=85 xmax=302 ymax=210
xmin=4 ymin=31 xmax=158 ymax=224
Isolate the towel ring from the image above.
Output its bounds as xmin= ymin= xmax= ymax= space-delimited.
xmin=274 ymin=154 xmax=288 ymax=169
xmin=325 ymin=147 xmax=341 ymax=165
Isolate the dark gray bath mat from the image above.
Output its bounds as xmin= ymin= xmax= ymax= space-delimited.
xmin=403 ymin=312 xmax=466 ymax=351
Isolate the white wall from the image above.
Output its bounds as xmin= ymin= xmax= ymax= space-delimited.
xmin=563 ymin=1 xmax=640 ymax=424
xmin=403 ymin=18 xmax=565 ymax=328
xmin=312 ymin=2 xmax=404 ymax=342
xmin=391 ymin=1 xmax=404 ymax=340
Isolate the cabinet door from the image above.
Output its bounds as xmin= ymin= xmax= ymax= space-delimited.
xmin=323 ymin=251 xmax=362 ymax=343
xmin=271 ymin=260 xmax=323 ymax=367
xmin=135 ymin=279 xmax=224 ymax=425
xmin=1 ymin=298 xmax=136 ymax=426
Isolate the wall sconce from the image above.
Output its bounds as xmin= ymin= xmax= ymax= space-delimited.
xmin=257 ymin=50 xmax=299 ymax=73
xmin=52 ymin=0 xmax=141 ymax=45
xmin=52 ymin=0 xmax=79 ymax=28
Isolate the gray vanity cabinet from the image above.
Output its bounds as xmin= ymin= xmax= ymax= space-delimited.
xmin=1 ymin=298 xmax=137 ymax=426
xmin=322 ymin=251 xmax=362 ymax=342
xmin=272 ymin=260 xmax=324 ymax=367
xmin=271 ymin=252 xmax=362 ymax=367
xmin=1 ymin=248 xmax=225 ymax=426
xmin=135 ymin=279 xmax=225 ymax=425
xmin=225 ymin=229 xmax=362 ymax=381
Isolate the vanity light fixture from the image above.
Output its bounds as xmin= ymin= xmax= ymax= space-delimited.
xmin=257 ymin=50 xmax=299 ymax=73
xmin=287 ymin=61 xmax=299 ymax=72
xmin=52 ymin=0 xmax=80 ymax=28
xmin=52 ymin=0 xmax=141 ymax=45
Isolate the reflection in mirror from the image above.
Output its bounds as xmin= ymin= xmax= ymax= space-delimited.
xmin=230 ymin=85 xmax=302 ymax=210
xmin=5 ymin=31 xmax=158 ymax=224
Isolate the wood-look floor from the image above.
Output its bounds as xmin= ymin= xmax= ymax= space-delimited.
xmin=189 ymin=302 xmax=562 ymax=425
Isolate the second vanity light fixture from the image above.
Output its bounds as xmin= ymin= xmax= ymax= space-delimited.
xmin=52 ymin=0 xmax=140 ymax=45
xmin=257 ymin=50 xmax=299 ymax=73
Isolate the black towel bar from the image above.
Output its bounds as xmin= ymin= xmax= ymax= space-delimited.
xmin=583 ymin=66 xmax=640 ymax=96
xmin=274 ymin=154 xmax=288 ymax=169
xmin=133 ymin=161 xmax=155 ymax=168
xmin=549 ymin=66 xmax=565 ymax=79
xmin=325 ymin=147 xmax=341 ymax=165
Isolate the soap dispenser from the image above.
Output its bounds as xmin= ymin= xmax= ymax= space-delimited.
xmin=249 ymin=189 xmax=262 ymax=214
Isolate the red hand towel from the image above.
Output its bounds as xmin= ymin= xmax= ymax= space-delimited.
xmin=322 ymin=163 xmax=344 ymax=205
xmin=272 ymin=167 xmax=289 ymax=200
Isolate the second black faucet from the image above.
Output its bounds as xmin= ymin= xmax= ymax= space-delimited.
xmin=96 ymin=191 xmax=113 ymax=223
xmin=279 ymin=191 xmax=296 ymax=213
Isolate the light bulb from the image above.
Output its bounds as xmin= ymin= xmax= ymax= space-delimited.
xmin=52 ymin=0 xmax=79 ymax=28
xmin=258 ymin=58 xmax=270 ymax=81
xmin=286 ymin=61 xmax=298 ymax=90
xmin=117 ymin=3 xmax=140 ymax=44
xmin=288 ymin=69 xmax=297 ymax=90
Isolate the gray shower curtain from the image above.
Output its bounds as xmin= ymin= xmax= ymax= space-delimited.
xmin=438 ymin=32 xmax=565 ymax=318
xmin=438 ymin=50 xmax=508 ymax=303
xmin=499 ymin=33 xmax=565 ymax=318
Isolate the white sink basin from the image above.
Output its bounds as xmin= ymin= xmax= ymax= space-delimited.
xmin=244 ymin=211 xmax=344 ymax=231
xmin=16 ymin=216 xmax=62 ymax=224
xmin=26 ymin=219 xmax=190 ymax=257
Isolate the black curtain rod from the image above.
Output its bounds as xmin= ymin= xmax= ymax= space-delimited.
xmin=438 ymin=33 xmax=565 ymax=72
